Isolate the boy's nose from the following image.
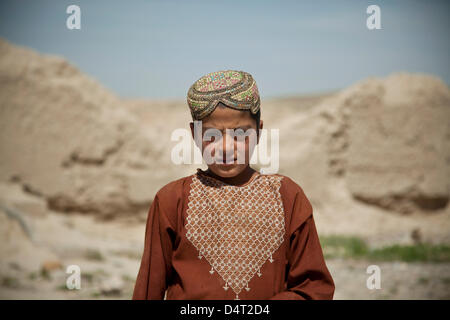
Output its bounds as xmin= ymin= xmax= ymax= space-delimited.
xmin=217 ymin=132 xmax=235 ymax=161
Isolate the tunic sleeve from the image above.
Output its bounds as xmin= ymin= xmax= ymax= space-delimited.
xmin=270 ymin=178 xmax=335 ymax=300
xmin=132 ymin=193 xmax=175 ymax=300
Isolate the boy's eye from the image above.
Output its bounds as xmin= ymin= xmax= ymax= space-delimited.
xmin=203 ymin=129 xmax=221 ymax=140
xmin=234 ymin=129 xmax=246 ymax=137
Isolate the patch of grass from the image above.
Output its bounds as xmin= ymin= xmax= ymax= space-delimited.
xmin=112 ymin=249 xmax=142 ymax=260
xmin=417 ymin=277 xmax=429 ymax=285
xmin=91 ymin=291 xmax=101 ymax=298
xmin=368 ymin=243 xmax=450 ymax=262
xmin=82 ymin=272 xmax=94 ymax=283
xmin=84 ymin=249 xmax=104 ymax=261
xmin=93 ymin=269 xmax=109 ymax=277
xmin=122 ymin=274 xmax=136 ymax=283
xmin=320 ymin=236 xmax=369 ymax=259
xmin=1 ymin=276 xmax=20 ymax=288
xmin=388 ymin=286 xmax=398 ymax=295
xmin=28 ymin=272 xmax=38 ymax=280
xmin=56 ymin=283 xmax=69 ymax=291
xmin=40 ymin=268 xmax=52 ymax=280
xmin=320 ymin=235 xmax=450 ymax=263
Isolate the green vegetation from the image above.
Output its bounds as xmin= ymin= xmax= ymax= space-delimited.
xmin=84 ymin=249 xmax=104 ymax=261
xmin=417 ymin=277 xmax=429 ymax=285
xmin=56 ymin=283 xmax=69 ymax=291
xmin=40 ymin=268 xmax=52 ymax=280
xmin=1 ymin=276 xmax=20 ymax=288
xmin=27 ymin=272 xmax=38 ymax=280
xmin=319 ymin=235 xmax=450 ymax=262
xmin=81 ymin=272 xmax=94 ymax=283
xmin=320 ymin=236 xmax=369 ymax=259
xmin=121 ymin=274 xmax=136 ymax=283
xmin=111 ymin=249 xmax=142 ymax=260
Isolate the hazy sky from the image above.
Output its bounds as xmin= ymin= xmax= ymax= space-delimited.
xmin=0 ymin=0 xmax=449 ymax=99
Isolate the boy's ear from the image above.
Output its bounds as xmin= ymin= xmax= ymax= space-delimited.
xmin=257 ymin=120 xmax=263 ymax=144
xmin=190 ymin=122 xmax=202 ymax=149
xmin=190 ymin=122 xmax=194 ymax=140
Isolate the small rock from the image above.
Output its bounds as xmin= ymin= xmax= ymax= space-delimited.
xmin=41 ymin=260 xmax=63 ymax=272
xmin=100 ymin=275 xmax=124 ymax=296
xmin=411 ymin=228 xmax=422 ymax=244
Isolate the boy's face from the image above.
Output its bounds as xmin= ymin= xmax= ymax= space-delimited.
xmin=190 ymin=103 xmax=263 ymax=178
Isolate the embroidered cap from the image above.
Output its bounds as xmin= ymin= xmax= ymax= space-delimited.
xmin=187 ymin=70 xmax=261 ymax=120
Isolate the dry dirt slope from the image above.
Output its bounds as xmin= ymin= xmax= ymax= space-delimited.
xmin=0 ymin=38 xmax=165 ymax=219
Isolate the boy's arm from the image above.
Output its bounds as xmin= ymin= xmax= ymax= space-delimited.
xmin=270 ymin=215 xmax=335 ymax=300
xmin=132 ymin=194 xmax=174 ymax=300
xmin=270 ymin=180 xmax=335 ymax=300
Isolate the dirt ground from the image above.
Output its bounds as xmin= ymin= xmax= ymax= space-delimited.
xmin=1 ymin=186 xmax=449 ymax=300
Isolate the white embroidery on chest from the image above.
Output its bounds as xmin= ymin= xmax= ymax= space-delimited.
xmin=185 ymin=173 xmax=285 ymax=300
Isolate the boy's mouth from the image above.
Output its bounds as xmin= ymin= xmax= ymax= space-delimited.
xmin=217 ymin=158 xmax=237 ymax=165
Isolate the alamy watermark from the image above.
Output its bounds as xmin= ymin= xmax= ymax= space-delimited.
xmin=171 ymin=121 xmax=279 ymax=174
xmin=366 ymin=265 xmax=381 ymax=290
xmin=367 ymin=5 xmax=381 ymax=30
xmin=66 ymin=5 xmax=81 ymax=30
xmin=66 ymin=264 xmax=81 ymax=290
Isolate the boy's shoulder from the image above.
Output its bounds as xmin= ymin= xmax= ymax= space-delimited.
xmin=155 ymin=173 xmax=195 ymax=201
xmin=271 ymin=173 xmax=312 ymax=208
xmin=270 ymin=173 xmax=314 ymax=231
xmin=268 ymin=173 xmax=306 ymax=196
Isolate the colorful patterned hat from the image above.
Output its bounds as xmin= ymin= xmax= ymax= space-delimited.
xmin=187 ymin=70 xmax=260 ymax=120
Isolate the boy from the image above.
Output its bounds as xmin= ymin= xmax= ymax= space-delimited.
xmin=132 ymin=70 xmax=335 ymax=300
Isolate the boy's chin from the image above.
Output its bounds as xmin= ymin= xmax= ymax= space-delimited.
xmin=207 ymin=163 xmax=248 ymax=178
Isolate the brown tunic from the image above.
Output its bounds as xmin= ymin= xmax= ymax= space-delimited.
xmin=132 ymin=169 xmax=335 ymax=300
